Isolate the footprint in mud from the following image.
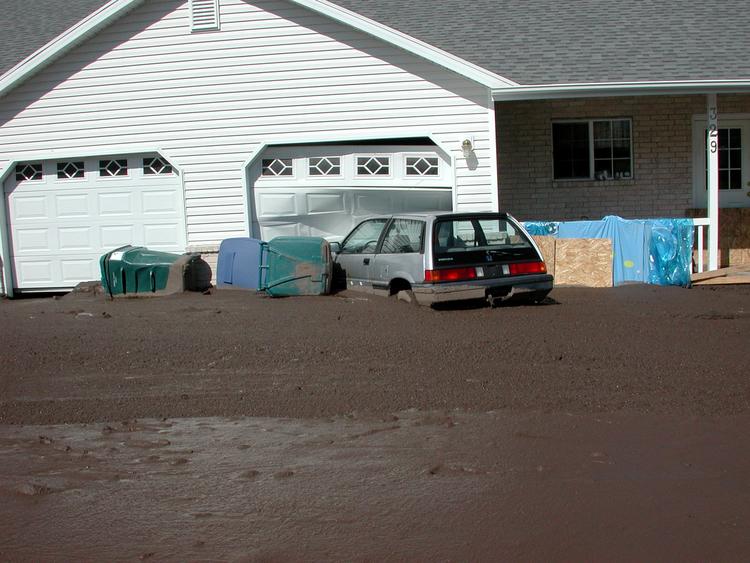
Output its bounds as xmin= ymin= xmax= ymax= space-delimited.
xmin=125 ymin=439 xmax=171 ymax=449
xmin=414 ymin=414 xmax=456 ymax=428
xmin=426 ymin=463 xmax=484 ymax=477
xmin=14 ymin=483 xmax=56 ymax=496
xmin=346 ymin=425 xmax=400 ymax=440
xmin=273 ymin=469 xmax=295 ymax=479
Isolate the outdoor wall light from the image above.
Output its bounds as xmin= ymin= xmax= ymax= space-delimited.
xmin=461 ymin=138 xmax=474 ymax=158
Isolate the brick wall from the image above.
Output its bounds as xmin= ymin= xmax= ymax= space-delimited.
xmin=496 ymin=94 xmax=750 ymax=221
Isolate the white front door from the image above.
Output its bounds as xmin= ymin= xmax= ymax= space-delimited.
xmin=692 ymin=116 xmax=750 ymax=208
xmin=4 ymin=154 xmax=186 ymax=291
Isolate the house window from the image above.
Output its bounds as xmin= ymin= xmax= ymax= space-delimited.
xmin=99 ymin=159 xmax=128 ymax=177
xmin=356 ymin=156 xmax=390 ymax=176
xmin=56 ymin=161 xmax=85 ymax=179
xmin=262 ymin=158 xmax=293 ymax=176
xmin=553 ymin=119 xmax=632 ymax=180
xmin=405 ymin=156 xmax=439 ymax=176
xmin=705 ymin=128 xmax=742 ymax=190
xmin=143 ymin=157 xmax=173 ymax=175
xmin=309 ymin=157 xmax=340 ymax=176
xmin=15 ymin=163 xmax=43 ymax=182
xmin=190 ymin=0 xmax=220 ymax=32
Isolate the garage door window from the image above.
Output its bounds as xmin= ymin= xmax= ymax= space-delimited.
xmin=143 ymin=157 xmax=173 ymax=175
xmin=262 ymin=158 xmax=293 ymax=176
xmin=57 ymin=162 xmax=85 ymax=179
xmin=405 ymin=156 xmax=439 ymax=176
xmin=15 ymin=163 xmax=43 ymax=182
xmin=309 ymin=157 xmax=340 ymax=176
xmin=356 ymin=156 xmax=390 ymax=176
xmin=99 ymin=159 xmax=128 ymax=177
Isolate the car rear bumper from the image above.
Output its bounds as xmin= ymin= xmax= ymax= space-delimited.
xmin=412 ymin=274 xmax=554 ymax=305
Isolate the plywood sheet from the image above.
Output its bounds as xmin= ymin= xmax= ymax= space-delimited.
xmin=531 ymin=235 xmax=556 ymax=278
xmin=554 ymin=238 xmax=613 ymax=287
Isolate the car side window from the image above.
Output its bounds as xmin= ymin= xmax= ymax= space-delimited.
xmin=340 ymin=219 xmax=388 ymax=254
xmin=380 ymin=219 xmax=424 ymax=254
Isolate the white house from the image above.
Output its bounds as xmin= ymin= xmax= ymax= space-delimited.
xmin=1 ymin=0 xmax=748 ymax=295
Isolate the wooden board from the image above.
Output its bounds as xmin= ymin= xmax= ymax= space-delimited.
xmin=693 ymin=275 xmax=750 ymax=285
xmin=531 ymin=235 xmax=556 ymax=278
xmin=554 ymin=238 xmax=613 ymax=287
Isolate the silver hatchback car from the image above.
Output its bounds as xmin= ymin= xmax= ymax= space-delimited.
xmin=331 ymin=211 xmax=553 ymax=306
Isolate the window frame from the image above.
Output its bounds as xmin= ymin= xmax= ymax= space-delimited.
xmin=355 ymin=155 xmax=392 ymax=178
xmin=552 ymin=118 xmax=634 ymax=181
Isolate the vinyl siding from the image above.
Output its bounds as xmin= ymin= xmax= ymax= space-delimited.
xmin=0 ymin=0 xmax=496 ymax=246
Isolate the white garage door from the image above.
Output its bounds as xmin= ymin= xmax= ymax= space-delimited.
xmin=249 ymin=144 xmax=453 ymax=241
xmin=4 ymin=154 xmax=186 ymax=291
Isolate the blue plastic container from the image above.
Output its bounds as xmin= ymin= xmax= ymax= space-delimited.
xmin=216 ymin=237 xmax=265 ymax=290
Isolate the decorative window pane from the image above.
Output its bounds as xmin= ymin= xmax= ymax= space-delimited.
xmin=705 ymin=128 xmax=742 ymax=190
xmin=15 ymin=163 xmax=43 ymax=182
xmin=143 ymin=157 xmax=173 ymax=175
xmin=56 ymin=161 xmax=85 ymax=179
xmin=553 ymin=119 xmax=632 ymax=180
xmin=262 ymin=158 xmax=293 ymax=176
xmin=99 ymin=159 xmax=128 ymax=177
xmin=356 ymin=156 xmax=390 ymax=175
xmin=405 ymin=156 xmax=439 ymax=176
xmin=309 ymin=157 xmax=340 ymax=176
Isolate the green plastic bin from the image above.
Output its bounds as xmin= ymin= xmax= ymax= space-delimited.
xmin=262 ymin=237 xmax=332 ymax=296
xmin=100 ymin=245 xmax=210 ymax=297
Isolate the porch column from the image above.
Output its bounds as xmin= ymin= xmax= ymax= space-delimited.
xmin=707 ymin=94 xmax=719 ymax=271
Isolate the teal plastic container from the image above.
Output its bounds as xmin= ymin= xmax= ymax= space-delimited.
xmin=262 ymin=237 xmax=332 ymax=296
xmin=100 ymin=245 xmax=210 ymax=297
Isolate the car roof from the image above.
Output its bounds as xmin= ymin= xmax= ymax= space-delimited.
xmin=375 ymin=211 xmax=512 ymax=220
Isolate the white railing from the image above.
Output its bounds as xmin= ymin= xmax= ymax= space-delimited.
xmin=693 ymin=217 xmax=710 ymax=273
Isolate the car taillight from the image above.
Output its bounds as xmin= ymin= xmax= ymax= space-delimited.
xmin=424 ymin=267 xmax=478 ymax=283
xmin=509 ymin=261 xmax=547 ymax=275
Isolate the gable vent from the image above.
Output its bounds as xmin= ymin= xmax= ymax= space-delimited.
xmin=190 ymin=0 xmax=220 ymax=32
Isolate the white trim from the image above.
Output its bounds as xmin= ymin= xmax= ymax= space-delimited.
xmin=486 ymin=91 xmax=500 ymax=212
xmin=493 ymin=79 xmax=750 ymax=101
xmin=0 ymin=188 xmax=11 ymax=297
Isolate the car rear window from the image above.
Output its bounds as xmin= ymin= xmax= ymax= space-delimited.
xmin=433 ymin=217 xmax=538 ymax=264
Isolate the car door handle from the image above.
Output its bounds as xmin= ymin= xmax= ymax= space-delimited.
xmin=363 ymin=258 xmax=370 ymax=265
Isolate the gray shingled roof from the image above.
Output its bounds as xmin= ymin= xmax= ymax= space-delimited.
xmin=2 ymin=0 xmax=750 ymax=86
xmin=331 ymin=0 xmax=750 ymax=85
xmin=0 ymin=0 xmax=108 ymax=75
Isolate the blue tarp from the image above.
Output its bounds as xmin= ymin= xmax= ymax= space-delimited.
xmin=523 ymin=216 xmax=694 ymax=287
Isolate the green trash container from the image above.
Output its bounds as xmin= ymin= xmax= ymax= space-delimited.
xmin=100 ymin=245 xmax=211 ymax=297
xmin=262 ymin=237 xmax=332 ymax=296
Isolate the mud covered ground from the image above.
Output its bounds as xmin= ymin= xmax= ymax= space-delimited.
xmin=1 ymin=285 xmax=750 ymax=560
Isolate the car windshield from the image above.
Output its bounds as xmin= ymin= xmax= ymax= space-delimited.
xmin=433 ymin=217 xmax=536 ymax=263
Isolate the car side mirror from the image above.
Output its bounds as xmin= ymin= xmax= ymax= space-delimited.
xmin=329 ymin=241 xmax=341 ymax=254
